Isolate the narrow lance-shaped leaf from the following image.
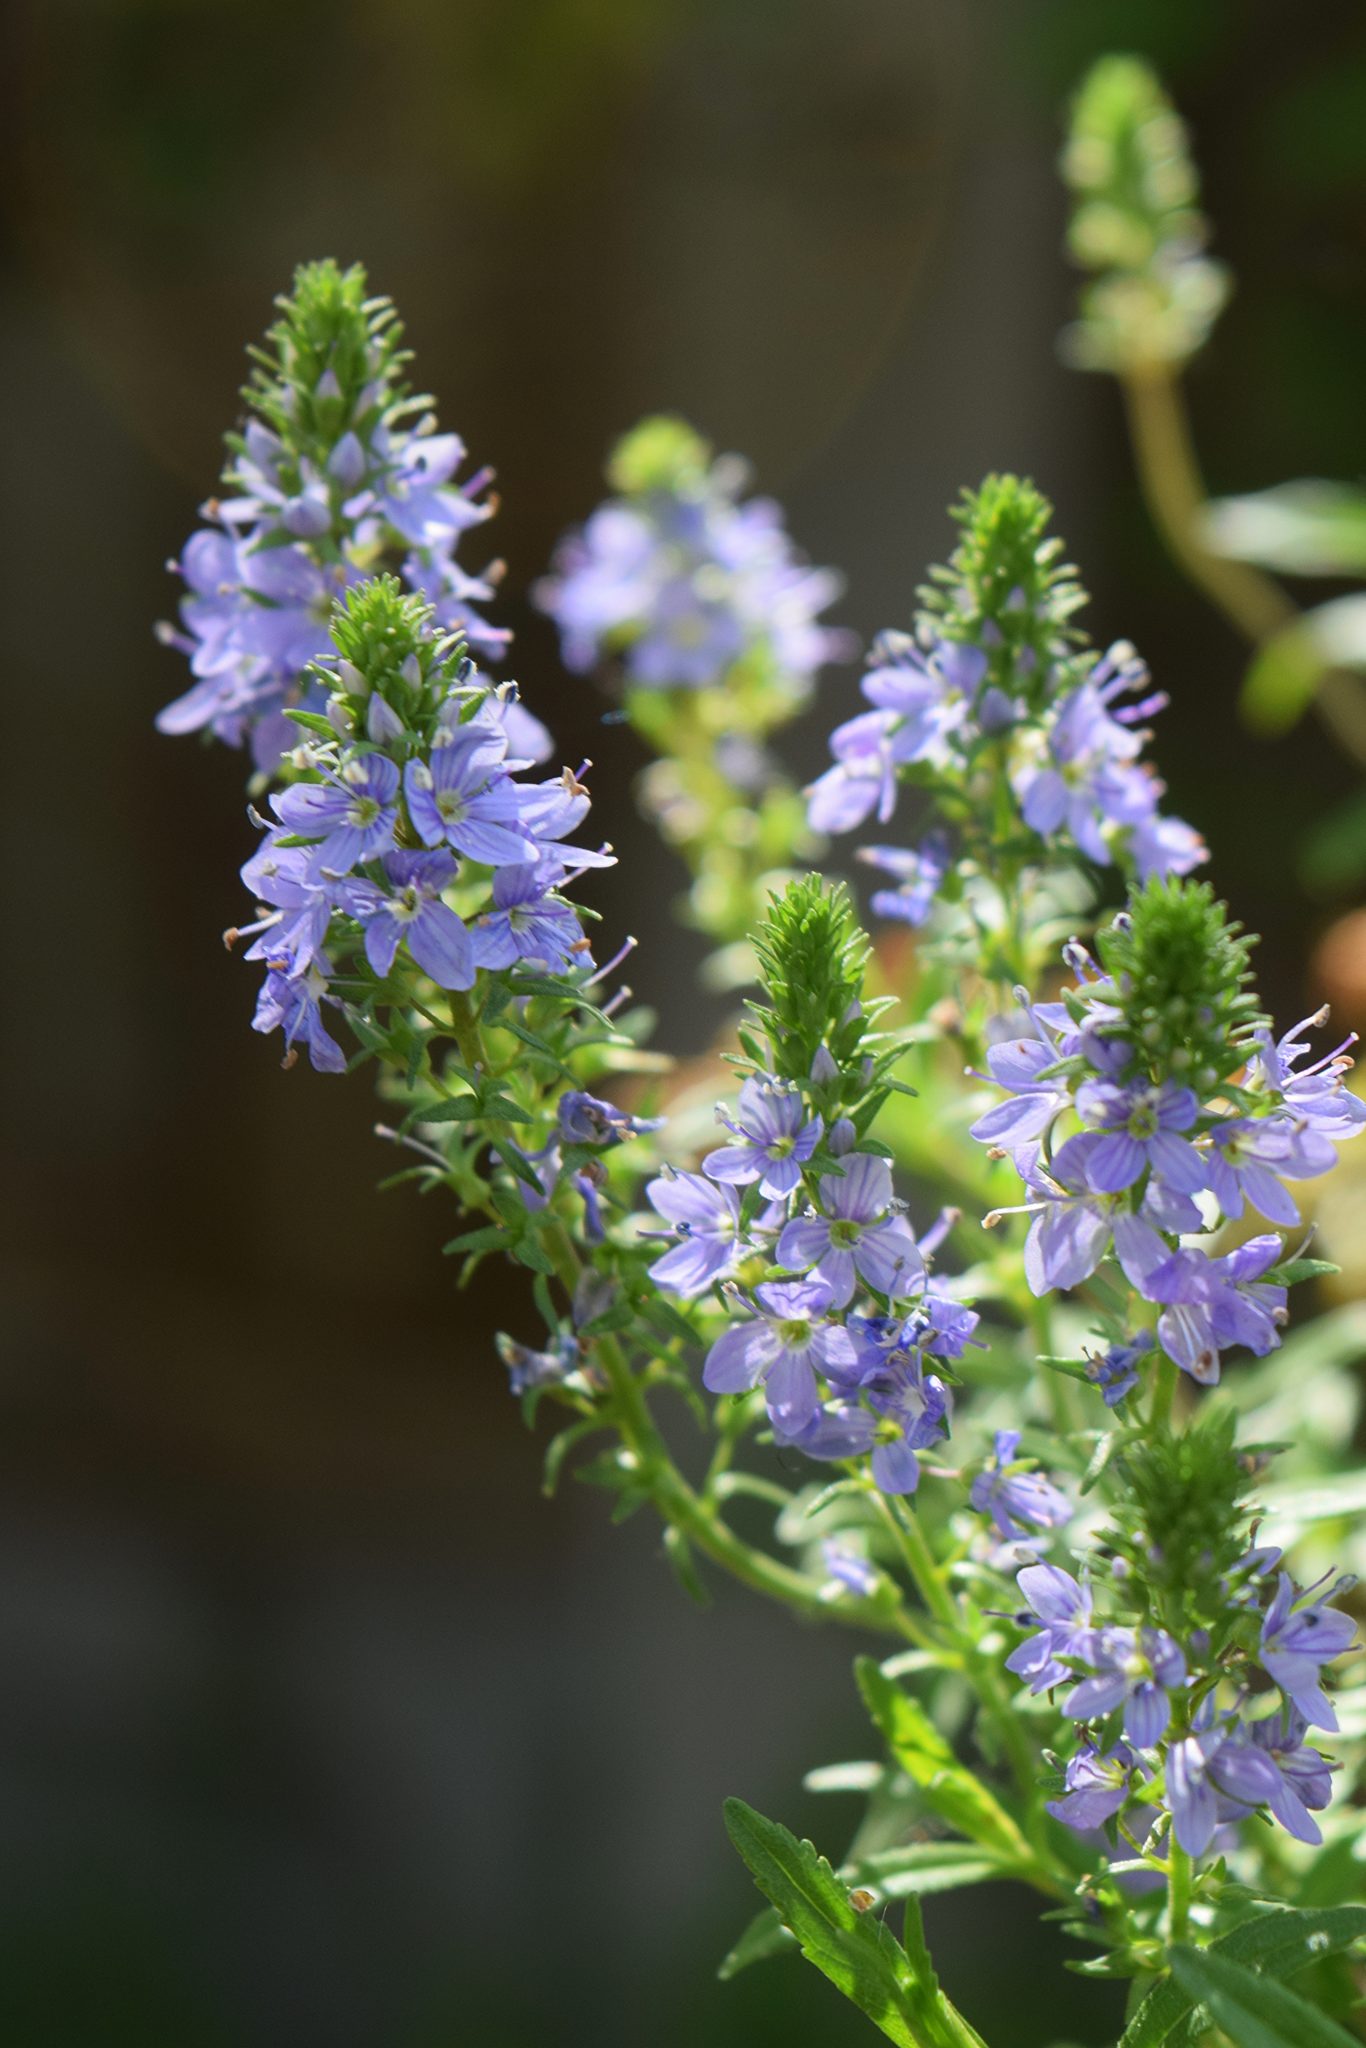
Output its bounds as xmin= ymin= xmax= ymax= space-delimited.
xmin=723 ymin=1798 xmax=989 ymax=2048
xmin=855 ymin=1658 xmax=1032 ymax=1865
xmin=1119 ymin=1907 xmax=1366 ymax=2048
xmin=1167 ymin=1945 xmax=1361 ymax=2048
xmin=720 ymin=1843 xmax=1010 ymax=1982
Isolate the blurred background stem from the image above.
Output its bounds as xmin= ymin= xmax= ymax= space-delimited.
xmin=1122 ymin=366 xmax=1366 ymax=764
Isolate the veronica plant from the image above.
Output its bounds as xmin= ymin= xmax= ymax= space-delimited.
xmin=163 ymin=266 xmax=1366 ymax=2048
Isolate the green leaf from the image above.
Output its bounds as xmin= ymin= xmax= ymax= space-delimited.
xmin=638 ymin=1295 xmax=700 ymax=1347
xmin=409 ymin=1092 xmax=532 ymax=1127
xmin=442 ymin=1224 xmax=509 ymax=1256
xmin=1121 ymin=1908 xmax=1366 ymax=2047
xmin=1265 ymin=1258 xmax=1340 ymax=1288
xmin=717 ymin=1905 xmax=795 ymax=1979
xmin=722 ymin=1800 xmax=985 ymax=2048
xmin=1243 ymin=593 xmax=1366 ymax=735
xmin=408 ymin=1095 xmax=481 ymax=1125
xmin=511 ymin=1234 xmax=555 ymax=1276
xmin=498 ymin=1017 xmax=576 ymax=1078
xmin=1204 ymin=481 xmax=1366 ymax=577
xmin=283 ymin=707 xmax=342 ymax=736
xmin=802 ymin=1477 xmax=867 ymax=1519
xmin=719 ymin=1849 xmax=1002 ymax=1978
xmin=855 ymin=1659 xmax=1030 ymax=1864
xmin=541 ymin=1421 xmax=609 ymax=1497
xmin=1259 ymin=1472 xmax=1366 ymax=1529
xmin=663 ymin=1526 xmax=711 ymax=1607
xmin=1241 ymin=624 xmax=1330 ymax=735
xmin=1166 ymin=1944 xmax=1360 ymax=2048
xmin=855 ymin=1842 xmax=1007 ymax=1902
xmin=477 ymin=1095 xmax=534 ymax=1125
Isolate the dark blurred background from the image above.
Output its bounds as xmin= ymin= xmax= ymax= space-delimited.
xmin=4 ymin=3 xmax=1366 ymax=2043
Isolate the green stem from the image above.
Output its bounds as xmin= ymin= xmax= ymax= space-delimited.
xmin=1122 ymin=366 xmax=1366 ymax=766
xmin=1122 ymin=368 xmax=1295 ymax=645
xmin=447 ymin=986 xmax=485 ymax=1073
xmin=875 ymin=1494 xmax=1041 ymax=1803
xmin=1150 ymin=1347 xmax=1178 ymax=1434
xmin=1165 ymin=1838 xmax=1193 ymax=1947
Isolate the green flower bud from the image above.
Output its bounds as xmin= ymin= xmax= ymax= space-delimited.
xmin=606 ymin=414 xmax=711 ymax=498
xmin=746 ymin=876 xmax=873 ymax=1087
xmin=1061 ymin=56 xmax=1229 ymax=373
xmin=917 ymin=474 xmax=1087 ymax=713
xmin=1094 ymin=876 xmax=1264 ymax=1087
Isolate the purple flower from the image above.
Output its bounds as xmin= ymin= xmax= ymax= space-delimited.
xmin=236 ymin=839 xmax=335 ymax=978
xmin=776 ymin=1154 xmax=923 ymax=1307
xmin=1248 ymin=1010 xmax=1366 ymax=1141
xmin=514 ymin=768 xmax=618 ymax=877
xmin=358 ymin=427 xmax=493 ymax=550
xmin=1073 ymin=1075 xmax=1204 ymax=1195
xmin=470 ymin=862 xmax=590 ymax=973
xmin=1166 ymin=1728 xmax=1225 ymax=1857
xmin=219 ymin=421 xmax=333 ymax=534
xmin=537 ymin=503 xmax=660 ymax=670
xmin=858 ymin=835 xmax=952 ymax=928
xmin=805 ymin=714 xmax=900 ymax=835
xmin=272 ymin=754 xmax=400 ymax=877
xmin=804 ymin=637 xmax=974 ymax=836
xmin=1205 ymin=1116 xmax=1338 ymax=1227
xmin=252 ymin=961 xmax=346 ymax=1074
xmin=1063 ymin=1626 xmax=1186 ymax=1747
xmin=556 ymin=1091 xmax=663 ymax=1146
xmin=1260 ymin=1572 xmax=1358 ymax=1731
xmin=1209 ymin=1707 xmax=1336 ymax=1846
xmin=644 ymin=1171 xmax=747 ymax=1297
xmin=856 ymin=1353 xmax=952 ymax=1495
xmin=905 ymin=1291 xmax=982 ymax=1361
xmin=536 ymin=449 xmax=847 ymax=694
xmin=970 ymin=1430 xmax=1071 ymax=1543
xmin=703 ymin=1279 xmax=859 ymax=1431
xmin=626 ymin=580 xmax=746 ymax=688
xmin=404 ymin=734 xmax=538 ymax=868
xmin=774 ymin=1401 xmax=878 ymax=1466
xmin=1046 ymin=1742 xmax=1134 ymax=1832
xmin=969 ymin=1023 xmax=1075 ymax=1150
xmin=1006 ymin=1564 xmax=1097 ymax=1693
xmin=497 ymin=1331 xmax=577 ymax=1397
xmin=404 ymin=547 xmax=512 ymax=668
xmin=704 ymin=1076 xmax=823 ymax=1200
xmin=1083 ymin=1332 xmax=1152 ymax=1407
xmin=1000 ymin=1138 xmax=1194 ymax=1298
xmin=1011 ymin=642 xmax=1205 ymax=882
xmin=341 ymin=850 xmax=473 ymax=989
xmin=821 ymin=1540 xmax=879 ymax=1599
xmin=1130 ymin=810 xmax=1207 ymax=882
xmin=1142 ymin=1234 xmax=1288 ymax=1386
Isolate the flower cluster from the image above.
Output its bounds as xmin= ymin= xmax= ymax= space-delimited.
xmin=1015 ymin=1542 xmax=1354 ymax=1858
xmin=635 ymin=882 xmax=980 ymax=1497
xmin=231 ymin=578 xmax=609 ymax=1071
xmin=536 ymin=414 xmax=849 ymax=703
xmin=1006 ymin=1346 xmax=1358 ymax=1875
xmin=807 ymin=478 xmax=1203 ymax=936
xmin=973 ymin=877 xmax=1364 ymax=1389
xmin=157 ymin=261 xmax=525 ymax=775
